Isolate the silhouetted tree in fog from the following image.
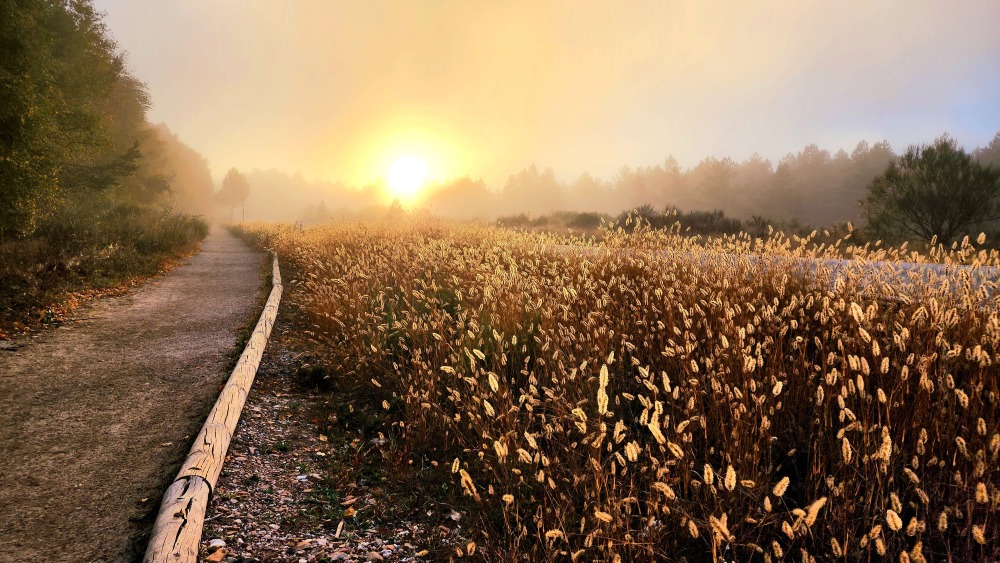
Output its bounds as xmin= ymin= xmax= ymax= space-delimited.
xmin=218 ymin=168 xmax=250 ymax=222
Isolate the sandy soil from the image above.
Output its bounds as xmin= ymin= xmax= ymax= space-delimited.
xmin=0 ymin=229 xmax=264 ymax=562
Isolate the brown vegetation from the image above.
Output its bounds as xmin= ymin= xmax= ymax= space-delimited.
xmin=240 ymin=219 xmax=999 ymax=561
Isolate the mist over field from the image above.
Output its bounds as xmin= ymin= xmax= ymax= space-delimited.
xmin=90 ymin=0 xmax=1000 ymax=227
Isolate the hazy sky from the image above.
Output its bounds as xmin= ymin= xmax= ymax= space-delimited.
xmin=93 ymin=0 xmax=1000 ymax=187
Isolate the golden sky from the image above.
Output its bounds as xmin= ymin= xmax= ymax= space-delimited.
xmin=95 ymin=0 xmax=1000 ymax=187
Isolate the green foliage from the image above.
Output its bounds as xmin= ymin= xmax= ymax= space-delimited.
xmin=0 ymin=0 xmax=215 ymax=241
xmin=0 ymin=1 xmax=214 ymax=331
xmin=863 ymin=135 xmax=1000 ymax=243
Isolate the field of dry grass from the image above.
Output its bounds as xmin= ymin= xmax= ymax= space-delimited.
xmin=238 ymin=219 xmax=999 ymax=561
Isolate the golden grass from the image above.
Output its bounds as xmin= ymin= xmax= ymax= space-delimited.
xmin=239 ymin=218 xmax=999 ymax=561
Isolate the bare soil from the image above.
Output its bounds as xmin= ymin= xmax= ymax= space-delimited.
xmin=199 ymin=317 xmax=447 ymax=563
xmin=0 ymin=229 xmax=264 ymax=562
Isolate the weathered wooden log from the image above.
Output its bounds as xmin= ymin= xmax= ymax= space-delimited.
xmin=142 ymin=476 xmax=211 ymax=562
xmin=144 ymin=254 xmax=282 ymax=563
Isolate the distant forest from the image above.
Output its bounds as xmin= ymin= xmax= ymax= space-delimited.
xmin=253 ymin=133 xmax=1000 ymax=229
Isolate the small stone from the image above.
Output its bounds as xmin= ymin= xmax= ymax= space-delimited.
xmin=331 ymin=552 xmax=349 ymax=561
xmin=315 ymin=538 xmax=329 ymax=546
xmin=367 ymin=551 xmax=384 ymax=561
xmin=207 ymin=538 xmax=227 ymax=552
xmin=381 ymin=550 xmax=392 ymax=558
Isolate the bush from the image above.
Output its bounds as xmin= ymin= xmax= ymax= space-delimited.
xmin=0 ymin=204 xmax=207 ymax=331
xmin=566 ymin=211 xmax=605 ymax=229
xmin=496 ymin=213 xmax=531 ymax=228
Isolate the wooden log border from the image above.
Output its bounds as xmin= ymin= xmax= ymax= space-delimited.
xmin=144 ymin=254 xmax=283 ymax=562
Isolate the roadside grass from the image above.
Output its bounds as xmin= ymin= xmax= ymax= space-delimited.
xmin=0 ymin=206 xmax=208 ymax=338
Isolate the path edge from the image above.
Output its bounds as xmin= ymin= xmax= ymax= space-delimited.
xmin=143 ymin=253 xmax=283 ymax=563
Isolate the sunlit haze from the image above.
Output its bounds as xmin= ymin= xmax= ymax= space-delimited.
xmin=387 ymin=156 xmax=429 ymax=199
xmin=91 ymin=0 xmax=1000 ymax=218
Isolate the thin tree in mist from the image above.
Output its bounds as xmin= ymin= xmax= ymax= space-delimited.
xmin=218 ymin=168 xmax=250 ymax=222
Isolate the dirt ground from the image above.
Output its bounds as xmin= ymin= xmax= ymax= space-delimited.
xmin=198 ymin=316 xmax=448 ymax=563
xmin=0 ymin=229 xmax=264 ymax=562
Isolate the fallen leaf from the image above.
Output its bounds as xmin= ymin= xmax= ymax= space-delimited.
xmin=206 ymin=548 xmax=227 ymax=562
xmin=343 ymin=507 xmax=356 ymax=517
xmin=340 ymin=496 xmax=358 ymax=506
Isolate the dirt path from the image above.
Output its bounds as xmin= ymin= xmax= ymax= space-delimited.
xmin=0 ymin=229 xmax=264 ymax=562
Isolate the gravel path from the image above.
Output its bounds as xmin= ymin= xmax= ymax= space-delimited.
xmin=0 ymin=229 xmax=264 ymax=562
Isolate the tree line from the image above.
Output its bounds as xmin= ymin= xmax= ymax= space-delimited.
xmin=0 ymin=0 xmax=219 ymax=241
xmin=422 ymin=133 xmax=1000 ymax=230
xmin=0 ymin=0 xmax=225 ymax=330
xmin=281 ymin=132 xmax=1000 ymax=244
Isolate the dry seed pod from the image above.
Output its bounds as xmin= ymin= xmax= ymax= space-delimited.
xmin=773 ymin=476 xmax=790 ymax=497
xmin=886 ymin=509 xmax=903 ymax=532
xmin=976 ymin=482 xmax=988 ymax=504
xmin=593 ymin=510 xmax=613 ymax=523
xmin=830 ymin=537 xmax=843 ymax=557
xmin=805 ymin=497 xmax=827 ymax=527
xmin=724 ymin=465 xmax=737 ymax=491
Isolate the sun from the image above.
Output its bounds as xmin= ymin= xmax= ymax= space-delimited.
xmin=387 ymin=155 xmax=428 ymax=198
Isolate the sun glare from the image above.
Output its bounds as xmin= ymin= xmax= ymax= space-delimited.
xmin=387 ymin=155 xmax=428 ymax=198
